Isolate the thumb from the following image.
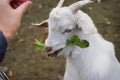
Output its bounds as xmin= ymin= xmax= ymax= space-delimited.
xmin=16 ymin=1 xmax=32 ymax=17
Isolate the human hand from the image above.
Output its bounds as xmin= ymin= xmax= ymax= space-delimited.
xmin=10 ymin=0 xmax=29 ymax=9
xmin=0 ymin=0 xmax=32 ymax=42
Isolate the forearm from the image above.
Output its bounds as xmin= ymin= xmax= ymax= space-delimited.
xmin=0 ymin=31 xmax=8 ymax=63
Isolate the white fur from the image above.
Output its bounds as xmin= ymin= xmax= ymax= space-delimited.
xmin=63 ymin=33 xmax=120 ymax=80
xmin=41 ymin=2 xmax=120 ymax=80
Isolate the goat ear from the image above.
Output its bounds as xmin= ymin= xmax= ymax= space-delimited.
xmin=32 ymin=20 xmax=48 ymax=28
xmin=77 ymin=16 xmax=97 ymax=34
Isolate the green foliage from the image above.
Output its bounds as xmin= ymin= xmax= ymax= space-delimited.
xmin=34 ymin=39 xmax=46 ymax=53
xmin=35 ymin=35 xmax=89 ymax=53
xmin=66 ymin=35 xmax=89 ymax=48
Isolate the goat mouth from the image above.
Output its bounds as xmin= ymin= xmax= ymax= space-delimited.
xmin=48 ymin=48 xmax=63 ymax=57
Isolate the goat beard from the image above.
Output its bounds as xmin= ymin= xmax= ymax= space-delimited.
xmin=10 ymin=0 xmax=28 ymax=9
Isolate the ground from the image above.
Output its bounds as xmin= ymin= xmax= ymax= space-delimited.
xmin=1 ymin=0 xmax=120 ymax=80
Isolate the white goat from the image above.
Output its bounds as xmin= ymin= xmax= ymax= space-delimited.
xmin=34 ymin=0 xmax=120 ymax=80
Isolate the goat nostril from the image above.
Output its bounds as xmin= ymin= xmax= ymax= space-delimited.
xmin=45 ymin=47 xmax=52 ymax=52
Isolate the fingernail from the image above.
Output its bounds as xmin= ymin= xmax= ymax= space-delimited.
xmin=27 ymin=1 xmax=32 ymax=7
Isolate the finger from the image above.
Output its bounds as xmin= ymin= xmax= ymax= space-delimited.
xmin=5 ymin=0 xmax=12 ymax=3
xmin=16 ymin=1 xmax=32 ymax=16
xmin=0 ymin=0 xmax=11 ymax=5
xmin=0 ymin=0 xmax=12 ymax=10
xmin=8 ymin=0 xmax=12 ymax=3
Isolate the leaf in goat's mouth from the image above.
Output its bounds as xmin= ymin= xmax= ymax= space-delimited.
xmin=66 ymin=35 xmax=89 ymax=48
xmin=34 ymin=35 xmax=89 ymax=54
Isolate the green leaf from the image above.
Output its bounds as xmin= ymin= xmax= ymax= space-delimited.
xmin=34 ymin=39 xmax=46 ymax=53
xmin=66 ymin=35 xmax=89 ymax=48
xmin=77 ymin=40 xmax=89 ymax=48
xmin=66 ymin=35 xmax=80 ymax=45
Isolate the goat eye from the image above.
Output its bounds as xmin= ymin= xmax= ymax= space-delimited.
xmin=62 ymin=29 xmax=72 ymax=34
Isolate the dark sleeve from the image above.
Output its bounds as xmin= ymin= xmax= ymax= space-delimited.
xmin=0 ymin=31 xmax=8 ymax=63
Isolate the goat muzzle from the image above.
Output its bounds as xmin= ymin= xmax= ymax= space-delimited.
xmin=47 ymin=48 xmax=63 ymax=57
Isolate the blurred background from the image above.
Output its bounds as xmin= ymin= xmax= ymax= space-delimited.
xmin=1 ymin=0 xmax=120 ymax=80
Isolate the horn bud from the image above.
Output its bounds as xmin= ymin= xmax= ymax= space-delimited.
xmin=56 ymin=0 xmax=65 ymax=7
xmin=69 ymin=0 xmax=93 ymax=13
